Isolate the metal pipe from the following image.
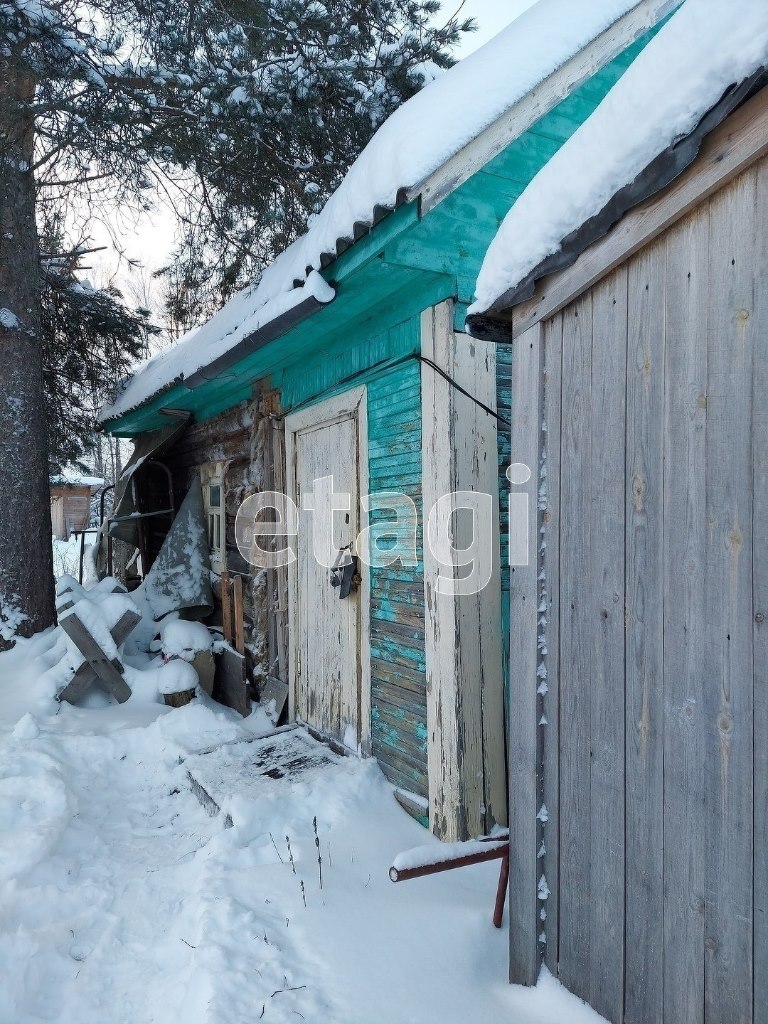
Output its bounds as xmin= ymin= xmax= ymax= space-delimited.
xmin=99 ymin=484 xmax=115 ymax=577
xmin=388 ymin=841 xmax=508 ymax=883
xmin=493 ymin=851 xmax=509 ymax=929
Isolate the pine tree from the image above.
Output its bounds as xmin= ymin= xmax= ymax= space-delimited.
xmin=0 ymin=0 xmax=470 ymax=643
xmin=41 ymin=249 xmax=159 ymax=471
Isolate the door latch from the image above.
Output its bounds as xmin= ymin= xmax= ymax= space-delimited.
xmin=330 ymin=547 xmax=360 ymax=599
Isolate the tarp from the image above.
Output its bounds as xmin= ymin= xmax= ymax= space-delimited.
xmin=109 ymin=411 xmax=191 ymax=547
xmin=139 ymin=478 xmax=214 ymax=621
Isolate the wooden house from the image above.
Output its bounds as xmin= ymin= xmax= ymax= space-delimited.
xmin=50 ymin=472 xmax=105 ymax=540
xmin=100 ymin=0 xmax=677 ymax=842
xmin=468 ymin=2 xmax=767 ymax=1019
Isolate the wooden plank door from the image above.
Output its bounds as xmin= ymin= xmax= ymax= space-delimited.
xmin=288 ymin=390 xmax=367 ymax=752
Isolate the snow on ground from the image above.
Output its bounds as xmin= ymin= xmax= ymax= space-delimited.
xmin=471 ymin=0 xmax=768 ymax=313
xmin=0 ymin=631 xmax=606 ymax=1024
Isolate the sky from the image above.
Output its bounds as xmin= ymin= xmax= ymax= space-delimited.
xmin=91 ymin=0 xmax=539 ymax=296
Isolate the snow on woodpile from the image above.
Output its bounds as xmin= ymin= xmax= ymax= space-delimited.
xmin=471 ymin=0 xmax=768 ymax=314
xmin=160 ymin=619 xmax=212 ymax=661
xmin=157 ymin=658 xmax=199 ymax=696
xmin=100 ymin=0 xmax=639 ymax=423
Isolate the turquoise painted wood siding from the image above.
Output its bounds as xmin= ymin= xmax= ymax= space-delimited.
xmin=367 ymin=357 xmax=428 ymax=798
xmin=279 ymin=315 xmax=429 ymax=798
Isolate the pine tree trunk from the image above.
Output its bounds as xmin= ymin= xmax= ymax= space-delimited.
xmin=0 ymin=68 xmax=55 ymax=647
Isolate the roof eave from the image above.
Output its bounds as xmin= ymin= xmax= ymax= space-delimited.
xmin=467 ymin=68 xmax=768 ymax=344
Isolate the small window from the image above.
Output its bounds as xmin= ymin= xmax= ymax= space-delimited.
xmin=201 ymin=465 xmax=225 ymax=574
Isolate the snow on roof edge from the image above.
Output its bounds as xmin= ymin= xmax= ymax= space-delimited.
xmin=50 ymin=473 xmax=106 ymax=488
xmin=99 ymin=270 xmax=334 ymax=425
xmin=470 ymin=0 xmax=768 ymax=316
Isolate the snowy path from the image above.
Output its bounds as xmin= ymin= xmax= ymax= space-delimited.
xmin=0 ymin=633 xmax=604 ymax=1024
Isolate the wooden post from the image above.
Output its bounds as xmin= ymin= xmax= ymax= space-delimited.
xmin=232 ymin=574 xmax=245 ymax=655
xmin=221 ymin=570 xmax=232 ymax=644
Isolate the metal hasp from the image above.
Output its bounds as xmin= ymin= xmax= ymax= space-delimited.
xmin=329 ymin=548 xmax=360 ymax=599
xmin=389 ymin=833 xmax=510 ymax=929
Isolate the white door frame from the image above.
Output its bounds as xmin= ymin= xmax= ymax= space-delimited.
xmin=284 ymin=386 xmax=371 ymax=754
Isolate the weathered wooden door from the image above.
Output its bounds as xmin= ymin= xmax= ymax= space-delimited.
xmin=50 ymin=496 xmax=65 ymax=540
xmin=508 ymin=161 xmax=767 ymax=1024
xmin=286 ymin=388 xmax=368 ymax=752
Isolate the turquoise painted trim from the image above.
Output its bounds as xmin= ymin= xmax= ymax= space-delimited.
xmin=326 ymin=201 xmax=420 ymax=284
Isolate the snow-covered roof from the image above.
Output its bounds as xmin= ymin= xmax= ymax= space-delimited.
xmin=470 ymin=0 xmax=768 ymax=316
xmin=101 ymin=271 xmax=334 ymax=423
xmin=50 ymin=471 xmax=106 ymax=489
xmin=100 ymin=0 xmax=650 ymax=425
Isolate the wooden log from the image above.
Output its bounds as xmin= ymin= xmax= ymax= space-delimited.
xmin=163 ymin=688 xmax=196 ymax=709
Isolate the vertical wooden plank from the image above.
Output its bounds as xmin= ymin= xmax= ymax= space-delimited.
xmin=271 ymin=416 xmax=290 ymax=683
xmin=558 ymin=293 xmax=593 ymax=1001
xmin=662 ymin=206 xmax=708 ymax=1024
xmin=232 ymin=574 xmax=245 ymax=656
xmin=541 ymin=315 xmax=562 ymax=975
xmin=703 ymin=170 xmax=755 ymax=1024
xmin=624 ymin=240 xmax=666 ymax=1024
xmin=221 ymin=570 xmax=232 ymax=644
xmin=506 ymin=322 xmax=543 ymax=987
xmin=587 ymin=270 xmax=627 ymax=1024
xmin=452 ymin=331 xmax=507 ymax=833
xmin=421 ymin=301 xmax=464 ymax=840
xmin=753 ymin=155 xmax=768 ymax=1024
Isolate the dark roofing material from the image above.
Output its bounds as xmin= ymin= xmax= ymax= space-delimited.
xmin=467 ymin=66 xmax=768 ymax=343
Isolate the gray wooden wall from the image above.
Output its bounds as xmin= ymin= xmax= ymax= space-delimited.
xmin=508 ymin=154 xmax=767 ymax=1024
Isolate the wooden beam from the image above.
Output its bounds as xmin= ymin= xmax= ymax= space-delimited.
xmin=232 ymin=574 xmax=245 ymax=656
xmin=58 ymin=611 xmax=135 ymax=703
xmin=221 ymin=570 xmax=232 ymax=644
xmin=411 ymin=0 xmax=680 ymax=214
xmin=506 ymin=85 xmax=768 ymax=339
xmin=421 ymin=300 xmax=463 ymax=841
